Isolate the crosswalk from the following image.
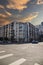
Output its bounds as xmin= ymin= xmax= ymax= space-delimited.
xmin=34 ymin=63 xmax=40 ymax=65
xmin=0 ymin=51 xmax=5 ymax=53
xmin=0 ymin=50 xmax=40 ymax=65
xmin=0 ymin=50 xmax=26 ymax=65
xmin=9 ymin=58 xmax=26 ymax=65
xmin=0 ymin=54 xmax=13 ymax=59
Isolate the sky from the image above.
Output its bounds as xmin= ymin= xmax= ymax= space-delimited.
xmin=0 ymin=0 xmax=43 ymax=26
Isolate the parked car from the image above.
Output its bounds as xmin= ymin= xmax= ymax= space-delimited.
xmin=7 ymin=41 xmax=11 ymax=44
xmin=0 ymin=41 xmax=3 ymax=44
xmin=32 ymin=40 xmax=38 ymax=44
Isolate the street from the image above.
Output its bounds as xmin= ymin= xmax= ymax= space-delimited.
xmin=0 ymin=42 xmax=43 ymax=65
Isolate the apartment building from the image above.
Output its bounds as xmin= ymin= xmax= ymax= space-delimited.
xmin=36 ymin=22 xmax=43 ymax=41
xmin=13 ymin=22 xmax=27 ymax=42
xmin=35 ymin=28 xmax=39 ymax=40
xmin=8 ymin=23 xmax=14 ymax=41
xmin=0 ymin=22 xmax=14 ymax=41
xmin=27 ymin=22 xmax=39 ymax=42
xmin=0 ymin=22 xmax=39 ymax=42
xmin=0 ymin=26 xmax=4 ymax=38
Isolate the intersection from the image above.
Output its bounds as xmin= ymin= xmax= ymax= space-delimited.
xmin=0 ymin=42 xmax=43 ymax=65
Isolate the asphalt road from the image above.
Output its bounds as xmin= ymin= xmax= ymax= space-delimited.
xmin=0 ymin=42 xmax=43 ymax=65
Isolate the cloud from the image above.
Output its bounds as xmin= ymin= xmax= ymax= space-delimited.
xmin=36 ymin=0 xmax=43 ymax=5
xmin=0 ymin=0 xmax=9 ymax=7
xmin=0 ymin=5 xmax=4 ymax=9
xmin=6 ymin=12 xmax=39 ymax=23
xmin=0 ymin=5 xmax=39 ymax=26
xmin=22 ymin=14 xmax=38 ymax=22
xmin=6 ymin=0 xmax=30 ymax=11
xmin=0 ymin=10 xmax=12 ymax=25
xmin=0 ymin=14 xmax=8 ymax=18
xmin=0 ymin=18 xmax=10 ymax=26
xmin=0 ymin=11 xmax=12 ymax=18
xmin=4 ymin=10 xmax=12 ymax=16
xmin=14 ymin=12 xmax=39 ymax=22
xmin=0 ymin=11 xmax=12 ymax=26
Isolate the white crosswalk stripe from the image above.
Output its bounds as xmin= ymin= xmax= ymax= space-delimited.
xmin=34 ymin=63 xmax=40 ymax=65
xmin=0 ymin=54 xmax=13 ymax=59
xmin=9 ymin=58 xmax=26 ymax=65
xmin=0 ymin=51 xmax=5 ymax=53
xmin=0 ymin=51 xmax=26 ymax=65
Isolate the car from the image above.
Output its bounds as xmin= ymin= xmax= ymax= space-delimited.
xmin=32 ymin=40 xmax=38 ymax=44
xmin=7 ymin=41 xmax=11 ymax=44
xmin=0 ymin=41 xmax=3 ymax=44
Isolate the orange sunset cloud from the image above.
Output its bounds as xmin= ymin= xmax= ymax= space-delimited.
xmin=7 ymin=0 xmax=30 ymax=11
xmin=13 ymin=12 xmax=39 ymax=22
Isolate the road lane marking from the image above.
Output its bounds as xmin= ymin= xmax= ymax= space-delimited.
xmin=0 ymin=51 xmax=5 ymax=53
xmin=34 ymin=63 xmax=40 ymax=65
xmin=0 ymin=54 xmax=13 ymax=59
xmin=9 ymin=58 xmax=26 ymax=65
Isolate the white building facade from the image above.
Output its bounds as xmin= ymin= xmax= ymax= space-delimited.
xmin=0 ymin=21 xmax=39 ymax=42
xmin=13 ymin=22 xmax=27 ymax=42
